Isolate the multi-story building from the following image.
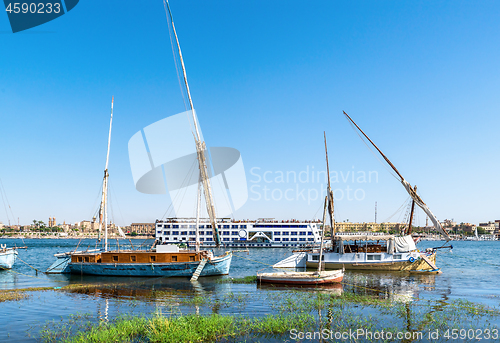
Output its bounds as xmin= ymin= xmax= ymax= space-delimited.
xmin=335 ymin=222 xmax=403 ymax=232
xmin=478 ymin=221 xmax=496 ymax=234
xmin=130 ymin=223 xmax=155 ymax=236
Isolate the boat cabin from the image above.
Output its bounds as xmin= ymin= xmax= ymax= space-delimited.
xmin=329 ymin=234 xmax=397 ymax=254
xmin=70 ymin=251 xmax=203 ymax=264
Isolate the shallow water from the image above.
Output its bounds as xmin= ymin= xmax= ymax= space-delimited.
xmin=0 ymin=238 xmax=499 ymax=342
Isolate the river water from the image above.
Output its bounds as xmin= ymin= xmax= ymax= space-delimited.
xmin=0 ymin=238 xmax=499 ymax=342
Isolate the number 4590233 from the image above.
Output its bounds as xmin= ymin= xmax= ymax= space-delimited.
xmin=5 ymin=2 xmax=61 ymax=14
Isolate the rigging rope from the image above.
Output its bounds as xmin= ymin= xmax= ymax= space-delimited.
xmin=346 ymin=120 xmax=400 ymax=181
xmin=163 ymin=0 xmax=189 ymax=113
xmin=0 ymin=178 xmax=15 ymax=225
xmin=160 ymin=157 xmax=198 ymax=219
xmin=381 ymin=196 xmax=410 ymax=223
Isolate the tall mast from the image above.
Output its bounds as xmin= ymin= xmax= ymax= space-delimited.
xmin=318 ymin=196 xmax=328 ymax=273
xmin=406 ymin=186 xmax=416 ymax=235
xmin=195 ymin=175 xmax=201 ymax=253
xmin=324 ymin=132 xmax=335 ymax=237
xmin=102 ymin=96 xmax=113 ymax=251
xmin=165 ymin=0 xmax=221 ymax=247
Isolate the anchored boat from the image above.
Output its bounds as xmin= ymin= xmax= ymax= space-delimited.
xmin=47 ymin=2 xmax=232 ymax=278
xmin=258 ymin=270 xmax=343 ymax=285
xmin=0 ymin=245 xmax=18 ymax=270
xmin=275 ymin=113 xmax=451 ymax=272
xmin=259 ymin=134 xmax=344 ymax=285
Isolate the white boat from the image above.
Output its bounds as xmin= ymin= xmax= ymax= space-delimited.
xmin=258 ymin=269 xmax=343 ymax=285
xmin=276 ymin=113 xmax=450 ymax=272
xmin=262 ymin=133 xmax=344 ymax=285
xmin=0 ymin=245 xmax=18 ymax=269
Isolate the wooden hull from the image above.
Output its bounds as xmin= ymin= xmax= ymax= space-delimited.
xmin=306 ymin=253 xmax=437 ymax=271
xmin=0 ymin=249 xmax=18 ymax=269
xmin=257 ymin=270 xmax=343 ymax=285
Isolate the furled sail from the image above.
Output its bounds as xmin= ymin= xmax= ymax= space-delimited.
xmin=401 ymin=179 xmax=450 ymax=241
xmin=343 ymin=111 xmax=451 ymax=242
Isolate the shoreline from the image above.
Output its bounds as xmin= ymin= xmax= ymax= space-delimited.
xmin=0 ymin=235 xmax=154 ymax=240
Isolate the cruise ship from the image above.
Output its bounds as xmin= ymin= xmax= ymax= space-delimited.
xmin=155 ymin=218 xmax=323 ymax=248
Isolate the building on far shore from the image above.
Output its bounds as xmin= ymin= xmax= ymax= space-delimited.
xmin=478 ymin=221 xmax=496 ymax=234
xmin=333 ymin=222 xmax=404 ymax=233
xmin=130 ymin=223 xmax=155 ymax=236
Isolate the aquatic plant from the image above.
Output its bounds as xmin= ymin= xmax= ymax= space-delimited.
xmin=0 ymin=290 xmax=29 ymax=302
xmin=216 ymin=275 xmax=257 ymax=284
xmin=40 ymin=312 xmax=315 ymax=343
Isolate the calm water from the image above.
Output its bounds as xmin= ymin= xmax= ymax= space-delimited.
xmin=0 ymin=238 xmax=499 ymax=342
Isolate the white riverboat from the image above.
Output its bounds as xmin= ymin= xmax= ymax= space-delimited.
xmin=155 ymin=218 xmax=323 ymax=248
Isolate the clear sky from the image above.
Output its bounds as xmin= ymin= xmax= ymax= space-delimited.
xmin=0 ymin=0 xmax=499 ymax=227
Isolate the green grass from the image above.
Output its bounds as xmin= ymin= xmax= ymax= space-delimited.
xmin=35 ymin=276 xmax=500 ymax=343
xmin=41 ymin=312 xmax=315 ymax=343
xmin=216 ymin=275 xmax=257 ymax=284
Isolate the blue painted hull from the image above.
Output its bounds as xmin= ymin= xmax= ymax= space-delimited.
xmin=67 ymin=252 xmax=232 ymax=277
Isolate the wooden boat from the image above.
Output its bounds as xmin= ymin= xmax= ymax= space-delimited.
xmin=258 ymin=134 xmax=344 ymax=285
xmin=47 ymin=3 xmax=231 ymax=278
xmin=258 ymin=269 xmax=343 ymax=285
xmin=0 ymin=245 xmax=18 ymax=270
xmin=306 ymin=112 xmax=451 ymax=272
xmin=276 ymin=115 xmax=451 ymax=272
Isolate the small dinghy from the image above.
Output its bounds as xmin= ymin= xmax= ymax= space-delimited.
xmin=258 ymin=171 xmax=344 ymax=286
xmin=257 ymin=269 xmax=343 ymax=285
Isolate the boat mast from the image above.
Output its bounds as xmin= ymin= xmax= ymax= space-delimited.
xmin=165 ymin=0 xmax=221 ymax=247
xmin=102 ymin=96 xmax=113 ymax=251
xmin=324 ymin=132 xmax=335 ymax=237
xmin=318 ymin=196 xmax=328 ymax=273
xmin=195 ymin=176 xmax=201 ymax=253
xmin=406 ymin=186 xmax=416 ymax=235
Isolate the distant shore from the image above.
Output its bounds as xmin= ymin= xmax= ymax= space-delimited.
xmin=0 ymin=235 xmax=153 ymax=240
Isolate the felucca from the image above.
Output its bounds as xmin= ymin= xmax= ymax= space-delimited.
xmin=47 ymin=1 xmax=231 ymax=278
xmin=275 ymin=113 xmax=450 ymax=273
xmin=258 ymin=134 xmax=343 ymax=284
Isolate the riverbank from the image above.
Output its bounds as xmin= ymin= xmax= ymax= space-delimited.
xmin=20 ymin=284 xmax=500 ymax=343
xmin=0 ymin=235 xmax=153 ymax=240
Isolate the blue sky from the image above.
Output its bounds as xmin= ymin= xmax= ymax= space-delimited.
xmin=0 ymin=0 xmax=499 ymax=226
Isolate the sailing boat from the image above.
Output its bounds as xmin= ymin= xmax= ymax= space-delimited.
xmin=258 ymin=134 xmax=343 ymax=285
xmin=275 ymin=112 xmax=449 ymax=272
xmin=0 ymin=183 xmax=19 ymax=270
xmin=47 ymin=3 xmax=232 ymax=276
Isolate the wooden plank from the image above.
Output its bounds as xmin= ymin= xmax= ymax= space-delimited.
xmin=420 ymin=255 xmax=438 ymax=270
xmin=190 ymin=259 xmax=207 ymax=281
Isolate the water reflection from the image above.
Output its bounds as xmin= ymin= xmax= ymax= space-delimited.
xmin=0 ymin=270 xmax=16 ymax=289
xmin=257 ymin=282 xmax=343 ymax=296
xmin=342 ymin=270 xmax=438 ymax=303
